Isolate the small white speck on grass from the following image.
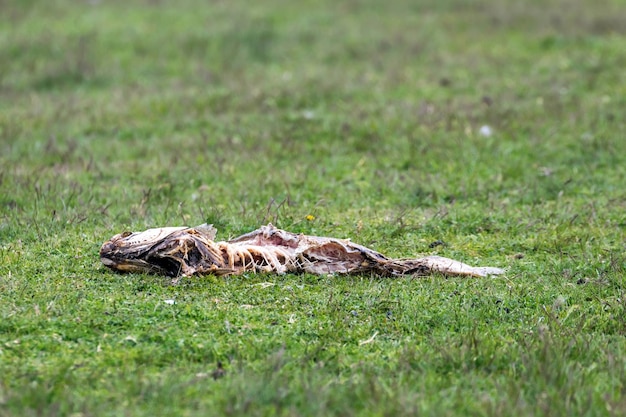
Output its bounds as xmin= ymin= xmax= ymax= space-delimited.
xmin=539 ymin=166 xmax=554 ymax=176
xmin=239 ymin=304 xmax=255 ymax=309
xmin=123 ymin=336 xmax=137 ymax=345
xmin=479 ymin=125 xmax=493 ymax=137
xmin=302 ymin=110 xmax=315 ymax=120
xmin=359 ymin=331 xmax=379 ymax=345
xmin=254 ymin=282 xmax=275 ymax=289
xmin=288 ymin=314 xmax=296 ymax=324
xmin=164 ymin=299 xmax=175 ymax=305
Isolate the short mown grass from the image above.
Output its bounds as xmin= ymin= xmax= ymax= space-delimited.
xmin=1 ymin=0 xmax=626 ymax=415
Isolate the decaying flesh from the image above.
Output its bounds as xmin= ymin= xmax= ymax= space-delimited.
xmin=100 ymin=224 xmax=504 ymax=282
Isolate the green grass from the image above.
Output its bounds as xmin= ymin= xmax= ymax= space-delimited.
xmin=1 ymin=0 xmax=626 ymax=415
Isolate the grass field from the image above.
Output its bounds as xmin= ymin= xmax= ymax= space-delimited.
xmin=1 ymin=0 xmax=626 ymax=415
